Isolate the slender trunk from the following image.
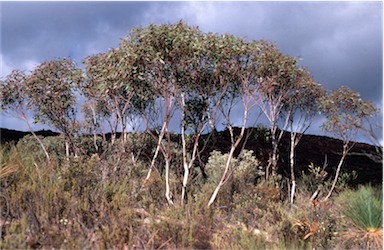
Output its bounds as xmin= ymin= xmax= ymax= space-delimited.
xmin=181 ymin=134 xmax=201 ymax=205
xmin=165 ymin=156 xmax=173 ymax=205
xmin=145 ymin=123 xmax=166 ymax=180
xmin=65 ymin=141 xmax=70 ymax=160
xmin=22 ymin=116 xmax=50 ymax=164
xmin=271 ymin=126 xmax=278 ymax=179
xmin=121 ymin=118 xmax=127 ymax=145
xmin=116 ymin=106 xmax=127 ymax=150
xmin=90 ymin=106 xmax=99 ymax=152
xmin=101 ymin=126 xmax=107 ymax=145
xmin=323 ymin=144 xmax=348 ymax=201
xmin=180 ymin=93 xmax=189 ymax=205
xmin=208 ymin=106 xmax=249 ymax=207
xmin=290 ymin=132 xmax=296 ymax=205
xmin=162 ymin=94 xmax=174 ymax=205
xmin=181 ymin=166 xmax=189 ymax=205
xmin=107 ymin=118 xmax=117 ymax=145
xmin=208 ymin=145 xmax=236 ymax=207
xmin=93 ymin=132 xmax=98 ymax=152
xmin=31 ymin=130 xmax=50 ymax=164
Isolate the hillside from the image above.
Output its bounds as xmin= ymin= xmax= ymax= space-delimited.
xmin=1 ymin=127 xmax=382 ymax=185
xmin=0 ymin=128 xmax=59 ymax=143
xmin=0 ymin=126 xmax=382 ymax=249
xmin=197 ymin=127 xmax=382 ymax=186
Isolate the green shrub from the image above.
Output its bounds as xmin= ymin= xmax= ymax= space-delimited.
xmin=254 ymin=124 xmax=271 ymax=144
xmin=16 ymin=134 xmax=66 ymax=164
xmin=339 ymin=185 xmax=382 ymax=231
xmin=336 ymin=185 xmax=383 ymax=249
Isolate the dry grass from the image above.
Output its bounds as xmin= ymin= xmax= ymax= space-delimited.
xmin=338 ymin=226 xmax=382 ymax=249
xmin=0 ymin=136 xmax=381 ymax=249
xmin=0 ymin=163 xmax=18 ymax=179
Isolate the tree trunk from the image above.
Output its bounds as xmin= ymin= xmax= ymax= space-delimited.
xmin=208 ymin=145 xmax=236 ymax=207
xmin=90 ymin=106 xmax=99 ymax=152
xmin=32 ymin=130 xmax=50 ymax=164
xmin=181 ymin=135 xmax=201 ymax=205
xmin=180 ymin=93 xmax=189 ymax=205
xmin=145 ymin=123 xmax=166 ymax=181
xmin=23 ymin=117 xmax=51 ymax=164
xmin=323 ymin=144 xmax=348 ymax=201
xmin=290 ymin=132 xmax=296 ymax=205
xmin=165 ymin=157 xmax=173 ymax=205
xmin=271 ymin=127 xmax=278 ymax=179
xmin=181 ymin=165 xmax=189 ymax=205
xmin=207 ymin=106 xmax=249 ymax=207
xmin=65 ymin=141 xmax=70 ymax=159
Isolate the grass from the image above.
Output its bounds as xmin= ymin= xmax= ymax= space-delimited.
xmin=0 ymin=136 xmax=382 ymax=249
xmin=337 ymin=185 xmax=383 ymax=249
xmin=339 ymin=185 xmax=382 ymax=231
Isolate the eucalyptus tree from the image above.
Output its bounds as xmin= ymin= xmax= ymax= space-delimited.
xmin=83 ymin=45 xmax=147 ymax=149
xmin=173 ymin=28 xmax=256 ymax=205
xmin=83 ymin=53 xmax=118 ymax=146
xmin=206 ymin=38 xmax=264 ymax=207
xmin=126 ymin=22 xmax=208 ymax=204
xmin=0 ymin=70 xmax=50 ymax=163
xmin=255 ymin=42 xmax=300 ymax=180
xmin=282 ymin=68 xmax=326 ymax=205
xmin=320 ymin=87 xmax=377 ymax=201
xmin=24 ymin=59 xmax=83 ymax=158
xmin=167 ymin=24 xmax=211 ymax=205
xmin=80 ymin=98 xmax=111 ymax=151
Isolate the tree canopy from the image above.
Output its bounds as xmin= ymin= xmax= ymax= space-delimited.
xmin=0 ymin=21 xmax=378 ymax=206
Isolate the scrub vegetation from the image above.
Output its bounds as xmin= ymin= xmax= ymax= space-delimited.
xmin=0 ymin=21 xmax=381 ymax=249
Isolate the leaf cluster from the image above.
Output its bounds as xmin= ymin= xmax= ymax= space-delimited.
xmin=320 ymin=86 xmax=377 ymax=140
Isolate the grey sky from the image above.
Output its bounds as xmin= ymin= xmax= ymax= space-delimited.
xmin=1 ymin=1 xmax=382 ymax=143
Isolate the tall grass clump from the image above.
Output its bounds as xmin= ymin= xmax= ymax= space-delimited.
xmin=337 ymin=185 xmax=383 ymax=249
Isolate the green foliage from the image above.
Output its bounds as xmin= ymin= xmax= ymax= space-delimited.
xmin=0 ymin=70 xmax=27 ymax=112
xmin=205 ymin=149 xmax=263 ymax=184
xmin=254 ymin=124 xmax=272 ymax=143
xmin=334 ymin=185 xmax=383 ymax=249
xmin=25 ymin=59 xmax=82 ymax=133
xmin=234 ymin=149 xmax=264 ymax=186
xmin=320 ymin=86 xmax=377 ymax=141
xmin=205 ymin=150 xmax=235 ymax=183
xmin=339 ymin=185 xmax=382 ymax=231
xmin=335 ymin=169 xmax=358 ymax=191
xmin=298 ymin=162 xmax=359 ymax=198
xmin=16 ymin=134 xmax=66 ymax=164
xmin=298 ymin=162 xmax=328 ymax=195
xmin=1 ymin=21 xmax=381 ymax=249
xmin=0 ymin=135 xmax=381 ymax=249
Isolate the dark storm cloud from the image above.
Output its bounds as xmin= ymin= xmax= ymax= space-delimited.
xmin=1 ymin=2 xmax=154 ymax=66
xmin=138 ymin=1 xmax=382 ymax=104
xmin=185 ymin=2 xmax=383 ymax=103
xmin=1 ymin=1 xmax=382 ymax=142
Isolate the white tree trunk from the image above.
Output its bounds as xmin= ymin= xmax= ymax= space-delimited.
xmin=207 ymin=100 xmax=251 ymax=207
xmin=145 ymin=123 xmax=166 ymax=181
xmin=65 ymin=141 xmax=70 ymax=159
xmin=165 ymin=157 xmax=173 ymax=205
xmin=323 ymin=145 xmax=347 ymax=201
xmin=181 ymin=92 xmax=189 ymax=205
xmin=290 ymin=133 xmax=296 ymax=205
xmin=207 ymin=145 xmax=236 ymax=207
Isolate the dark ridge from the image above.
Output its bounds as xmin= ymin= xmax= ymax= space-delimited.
xmin=0 ymin=128 xmax=59 ymax=143
xmin=0 ymin=127 xmax=382 ymax=185
xmin=197 ymin=127 xmax=382 ymax=186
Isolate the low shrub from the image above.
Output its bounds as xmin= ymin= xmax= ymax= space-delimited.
xmin=336 ymin=185 xmax=383 ymax=249
xmin=0 ymin=133 xmax=381 ymax=249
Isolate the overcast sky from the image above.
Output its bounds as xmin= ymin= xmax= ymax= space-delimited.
xmin=1 ymin=1 xmax=383 ymax=144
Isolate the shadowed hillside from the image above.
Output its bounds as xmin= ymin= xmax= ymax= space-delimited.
xmin=0 ymin=126 xmax=382 ymax=249
xmin=1 ymin=127 xmax=381 ymax=185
